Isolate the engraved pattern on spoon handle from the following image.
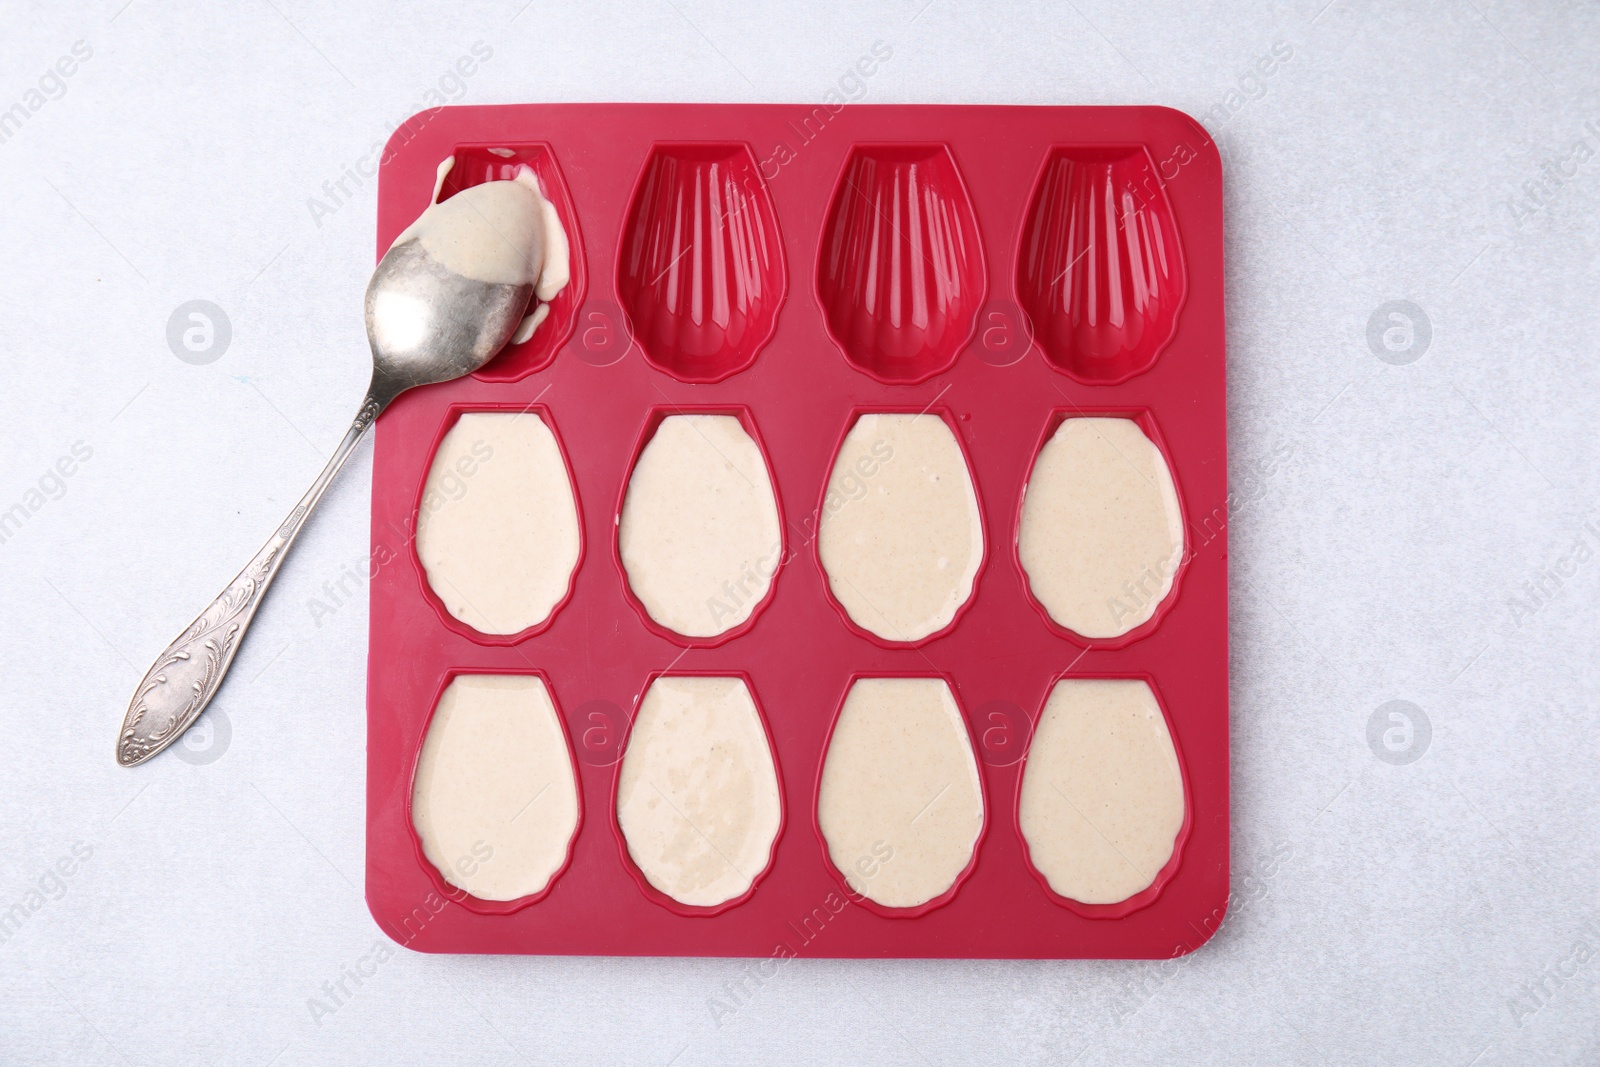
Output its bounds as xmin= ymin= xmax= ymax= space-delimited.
xmin=116 ymin=392 xmax=387 ymax=767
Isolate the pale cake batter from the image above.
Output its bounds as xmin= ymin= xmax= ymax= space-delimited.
xmin=619 ymin=416 xmax=782 ymax=638
xmin=818 ymin=414 xmax=983 ymax=642
xmin=389 ymin=155 xmax=571 ymax=344
xmin=415 ymin=411 xmax=581 ymax=635
xmin=616 ymin=676 xmax=782 ymax=907
xmin=817 ymin=677 xmax=984 ymax=908
xmin=1017 ymin=417 xmax=1183 ymax=639
xmin=1018 ymin=678 xmax=1185 ymax=905
xmin=412 ymin=674 xmax=580 ymax=901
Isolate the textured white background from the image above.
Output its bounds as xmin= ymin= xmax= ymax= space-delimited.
xmin=1 ymin=1 xmax=1597 ymax=1064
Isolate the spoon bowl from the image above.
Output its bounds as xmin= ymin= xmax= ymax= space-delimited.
xmin=365 ymin=239 xmax=534 ymax=400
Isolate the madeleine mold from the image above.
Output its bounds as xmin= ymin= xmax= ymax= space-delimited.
xmin=816 ymin=409 xmax=986 ymax=646
xmin=1017 ymin=676 xmax=1191 ymax=920
xmin=816 ymin=144 xmax=986 ymax=384
xmin=613 ymin=674 xmax=784 ymax=914
xmin=408 ymin=671 xmax=583 ymax=915
xmin=615 ymin=408 xmax=785 ymax=646
xmin=367 ymin=104 xmax=1227 ymax=960
xmin=816 ymin=676 xmax=986 ymax=916
xmin=1015 ymin=410 xmax=1188 ymax=646
xmin=1015 ymin=146 xmax=1187 ymax=385
xmin=617 ymin=143 xmax=787 ymax=383
xmin=411 ymin=405 xmax=583 ymax=643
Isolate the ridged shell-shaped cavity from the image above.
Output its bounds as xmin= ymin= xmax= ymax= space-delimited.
xmin=818 ymin=413 xmax=983 ymax=643
xmin=415 ymin=411 xmax=581 ymax=636
xmin=616 ymin=676 xmax=782 ymax=908
xmin=619 ymin=415 xmax=782 ymax=640
xmin=817 ymin=145 xmax=985 ymax=384
xmin=1017 ymin=417 xmax=1183 ymax=640
xmin=412 ymin=675 xmax=580 ymax=901
xmin=1015 ymin=146 xmax=1187 ymax=384
xmin=1019 ymin=679 xmax=1185 ymax=905
xmin=617 ymin=143 xmax=786 ymax=383
xmin=443 ymin=145 xmax=586 ymax=383
xmin=818 ymin=678 xmax=984 ymax=909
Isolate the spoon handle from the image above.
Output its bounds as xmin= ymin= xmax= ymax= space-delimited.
xmin=116 ymin=390 xmax=388 ymax=767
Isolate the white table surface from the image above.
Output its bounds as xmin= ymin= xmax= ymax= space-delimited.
xmin=2 ymin=1 xmax=1597 ymax=1063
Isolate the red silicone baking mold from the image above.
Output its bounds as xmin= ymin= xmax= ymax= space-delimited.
xmin=367 ymin=103 xmax=1228 ymax=958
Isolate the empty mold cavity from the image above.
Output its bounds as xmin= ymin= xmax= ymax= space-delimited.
xmin=1016 ymin=414 xmax=1183 ymax=643
xmin=816 ymin=144 xmax=985 ymax=384
xmin=817 ymin=410 xmax=984 ymax=645
xmin=817 ymin=677 xmax=984 ymax=912
xmin=616 ymin=143 xmax=786 ymax=383
xmin=439 ymin=145 xmax=587 ymax=383
xmin=411 ymin=673 xmax=581 ymax=906
xmin=617 ymin=411 xmax=783 ymax=643
xmin=414 ymin=408 xmax=582 ymax=640
xmin=1015 ymin=146 xmax=1186 ymax=384
xmin=615 ymin=675 xmax=783 ymax=911
xmin=1018 ymin=678 xmax=1187 ymax=912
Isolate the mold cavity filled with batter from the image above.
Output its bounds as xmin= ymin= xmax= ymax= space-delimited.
xmin=1017 ymin=417 xmax=1182 ymax=640
xmin=1019 ymin=679 xmax=1184 ymax=905
xmin=818 ymin=413 xmax=983 ymax=642
xmin=416 ymin=411 xmax=580 ymax=635
xmin=616 ymin=677 xmax=782 ymax=908
xmin=619 ymin=415 xmax=782 ymax=639
xmin=817 ymin=678 xmax=984 ymax=909
xmin=412 ymin=674 xmax=580 ymax=901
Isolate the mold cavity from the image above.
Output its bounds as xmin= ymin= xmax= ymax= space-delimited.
xmin=440 ymin=145 xmax=587 ymax=383
xmin=412 ymin=674 xmax=580 ymax=902
xmin=817 ymin=678 xmax=984 ymax=909
xmin=416 ymin=410 xmax=581 ymax=636
xmin=1017 ymin=416 xmax=1182 ymax=640
xmin=619 ymin=414 xmax=782 ymax=640
xmin=1019 ymin=679 xmax=1184 ymax=905
xmin=818 ymin=412 xmax=983 ymax=643
xmin=617 ymin=143 xmax=786 ymax=383
xmin=1015 ymin=145 xmax=1187 ymax=385
xmin=616 ymin=676 xmax=782 ymax=908
xmin=817 ymin=144 xmax=985 ymax=384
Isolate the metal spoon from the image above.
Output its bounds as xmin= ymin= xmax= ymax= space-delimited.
xmin=115 ymin=237 xmax=534 ymax=766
